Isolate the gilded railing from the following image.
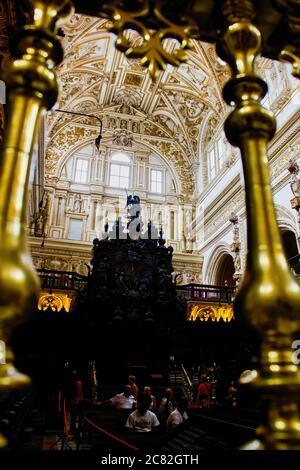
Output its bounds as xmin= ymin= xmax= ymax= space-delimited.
xmin=0 ymin=0 xmax=73 ymax=446
xmin=216 ymin=0 xmax=300 ymax=449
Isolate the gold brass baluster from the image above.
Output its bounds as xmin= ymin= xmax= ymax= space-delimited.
xmin=0 ymin=0 xmax=73 ymax=446
xmin=216 ymin=0 xmax=300 ymax=449
xmin=275 ymin=0 xmax=300 ymax=78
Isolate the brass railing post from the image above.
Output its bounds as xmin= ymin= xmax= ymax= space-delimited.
xmin=216 ymin=0 xmax=300 ymax=449
xmin=0 ymin=0 xmax=73 ymax=399
xmin=276 ymin=0 xmax=300 ymax=78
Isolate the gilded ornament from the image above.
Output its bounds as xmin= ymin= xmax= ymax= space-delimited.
xmin=188 ymin=303 xmax=234 ymax=322
xmin=275 ymin=1 xmax=300 ymax=77
xmin=0 ymin=0 xmax=73 ymax=397
xmin=102 ymin=0 xmax=196 ymax=80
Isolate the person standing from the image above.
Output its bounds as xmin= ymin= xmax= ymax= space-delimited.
xmin=65 ymin=370 xmax=83 ymax=436
xmin=196 ymin=375 xmax=211 ymax=408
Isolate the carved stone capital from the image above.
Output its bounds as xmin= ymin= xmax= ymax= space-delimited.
xmin=230 ymin=241 xmax=240 ymax=252
xmin=291 ymin=196 xmax=300 ymax=210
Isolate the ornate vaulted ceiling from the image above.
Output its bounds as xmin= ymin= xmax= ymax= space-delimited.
xmin=46 ymin=13 xmax=230 ymax=198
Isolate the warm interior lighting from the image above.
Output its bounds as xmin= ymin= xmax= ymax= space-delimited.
xmin=187 ymin=303 xmax=234 ymax=322
xmin=38 ymin=292 xmax=72 ymax=312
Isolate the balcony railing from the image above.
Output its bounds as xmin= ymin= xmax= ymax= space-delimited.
xmin=176 ymin=283 xmax=235 ymax=304
xmin=37 ymin=269 xmax=236 ymax=304
xmin=37 ymin=268 xmax=88 ymax=291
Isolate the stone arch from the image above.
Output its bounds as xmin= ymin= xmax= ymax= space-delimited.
xmin=56 ymin=139 xmax=96 ymax=180
xmin=135 ymin=139 xmax=182 ymax=195
xmin=275 ymin=204 xmax=299 ymax=258
xmin=54 ymin=136 xmax=183 ymax=197
xmin=281 ymin=229 xmax=299 ymax=260
xmin=276 ymin=204 xmax=297 ymax=233
xmin=204 ymin=243 xmax=235 ymax=286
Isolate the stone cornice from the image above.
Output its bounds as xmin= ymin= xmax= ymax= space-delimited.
xmin=29 ymin=236 xmax=93 ymax=255
xmin=268 ymin=108 xmax=300 ymax=161
xmin=203 ymin=175 xmax=241 ymax=224
xmin=173 ymin=251 xmax=203 ymax=264
xmin=29 ymin=236 xmax=203 ymax=264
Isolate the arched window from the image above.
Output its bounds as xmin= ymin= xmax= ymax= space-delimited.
xmin=150 ymin=169 xmax=163 ymax=193
xmin=74 ymin=158 xmax=89 ymax=183
xmin=109 ymin=151 xmax=131 ymax=188
xmin=207 ymin=132 xmax=227 ymax=182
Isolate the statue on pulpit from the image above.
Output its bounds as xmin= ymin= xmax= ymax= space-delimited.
xmin=233 ymin=251 xmax=241 ymax=273
xmin=76 ymin=194 xmax=185 ymax=340
xmin=288 ymin=158 xmax=300 ymax=197
xmin=291 ymin=170 xmax=300 ymax=197
xmin=126 ymin=194 xmax=141 ymax=214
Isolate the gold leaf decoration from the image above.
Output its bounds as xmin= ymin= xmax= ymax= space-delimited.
xmin=102 ymin=0 xmax=197 ymax=80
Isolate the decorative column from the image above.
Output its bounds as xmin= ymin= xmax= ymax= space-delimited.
xmin=136 ymin=151 xmax=149 ymax=189
xmin=95 ymin=199 xmax=103 ymax=233
xmin=180 ymin=204 xmax=186 ymax=251
xmin=191 ymin=162 xmax=200 ymax=194
xmin=86 ymin=196 xmax=98 ymax=238
xmin=56 ymin=196 xmax=62 ymax=226
xmin=287 ymin=158 xmax=300 ymax=240
xmin=51 ymin=193 xmax=58 ymax=225
xmin=60 ymin=194 xmax=67 ymax=227
xmin=229 ymin=213 xmax=242 ymax=284
xmin=98 ymin=146 xmax=105 ymax=181
xmin=0 ymin=0 xmax=72 ymax=397
xmin=217 ymin=0 xmax=300 ymax=449
xmin=102 ymin=148 xmax=109 ymax=185
xmin=185 ymin=207 xmax=193 ymax=252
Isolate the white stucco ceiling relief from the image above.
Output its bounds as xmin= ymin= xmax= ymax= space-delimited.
xmin=45 ymin=12 xmax=230 ymax=200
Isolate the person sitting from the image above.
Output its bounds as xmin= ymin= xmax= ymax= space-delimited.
xmin=226 ymin=380 xmax=238 ymax=407
xmin=125 ymin=394 xmax=160 ymax=433
xmin=166 ymin=396 xmax=189 ymax=431
xmin=157 ymin=388 xmax=174 ymax=426
xmin=143 ymin=386 xmax=157 ymax=410
xmin=128 ymin=375 xmax=139 ymax=400
xmin=98 ymin=385 xmax=136 ymax=410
